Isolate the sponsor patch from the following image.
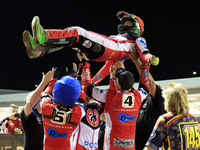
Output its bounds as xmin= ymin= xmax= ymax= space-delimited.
xmin=48 ymin=128 xmax=67 ymax=138
xmin=86 ymin=108 xmax=99 ymax=127
xmin=114 ymin=138 xmax=135 ymax=148
xmin=95 ymin=73 xmax=102 ymax=80
xmin=118 ymin=113 xmax=135 ymax=123
xmin=82 ymin=40 xmax=92 ymax=48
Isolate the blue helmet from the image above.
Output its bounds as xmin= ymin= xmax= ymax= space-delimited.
xmin=52 ymin=75 xmax=81 ymax=106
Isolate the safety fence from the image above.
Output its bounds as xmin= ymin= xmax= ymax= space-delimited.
xmin=0 ymin=134 xmax=24 ymax=150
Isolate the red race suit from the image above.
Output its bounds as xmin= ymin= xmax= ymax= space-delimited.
xmin=74 ymin=62 xmax=103 ymax=150
xmin=44 ymin=27 xmax=149 ymax=63
xmin=85 ymin=65 xmax=150 ymax=150
xmin=41 ymin=95 xmax=85 ymax=150
xmin=75 ymin=101 xmax=103 ymax=150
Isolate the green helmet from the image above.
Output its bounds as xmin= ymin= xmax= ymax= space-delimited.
xmin=116 ymin=11 xmax=144 ymax=36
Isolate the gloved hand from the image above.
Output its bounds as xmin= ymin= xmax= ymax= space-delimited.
xmin=53 ymin=67 xmax=60 ymax=79
xmin=151 ymin=56 xmax=159 ymax=66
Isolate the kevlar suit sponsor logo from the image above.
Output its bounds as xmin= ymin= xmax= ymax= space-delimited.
xmin=84 ymin=141 xmax=97 ymax=149
xmin=48 ymin=46 xmax=64 ymax=53
xmin=48 ymin=128 xmax=67 ymax=138
xmin=86 ymin=108 xmax=99 ymax=127
xmin=82 ymin=40 xmax=92 ymax=48
xmin=113 ymin=138 xmax=135 ymax=148
xmin=95 ymin=73 xmax=102 ymax=80
xmin=118 ymin=113 xmax=135 ymax=123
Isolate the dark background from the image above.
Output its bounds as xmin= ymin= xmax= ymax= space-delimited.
xmin=0 ymin=2 xmax=199 ymax=91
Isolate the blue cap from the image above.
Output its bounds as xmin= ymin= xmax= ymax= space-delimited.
xmin=53 ymin=75 xmax=81 ymax=106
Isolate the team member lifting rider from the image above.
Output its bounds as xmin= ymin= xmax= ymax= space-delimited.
xmin=81 ymin=60 xmax=151 ymax=150
xmin=41 ymin=75 xmax=85 ymax=150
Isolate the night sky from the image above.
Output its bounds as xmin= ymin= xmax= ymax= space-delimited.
xmin=0 ymin=2 xmax=199 ymax=91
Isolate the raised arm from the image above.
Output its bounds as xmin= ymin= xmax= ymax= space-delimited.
xmin=24 ymin=70 xmax=54 ymax=117
xmin=129 ymin=48 xmax=156 ymax=98
xmin=81 ymin=62 xmax=108 ymax=103
xmin=138 ymin=64 xmax=151 ymax=100
xmin=92 ymin=61 xmax=115 ymax=85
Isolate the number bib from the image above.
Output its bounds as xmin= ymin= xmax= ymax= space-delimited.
xmin=51 ymin=110 xmax=68 ymax=125
xmin=179 ymin=122 xmax=200 ymax=149
xmin=122 ymin=94 xmax=135 ymax=108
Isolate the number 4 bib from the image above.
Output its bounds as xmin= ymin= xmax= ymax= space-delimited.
xmin=122 ymin=94 xmax=135 ymax=108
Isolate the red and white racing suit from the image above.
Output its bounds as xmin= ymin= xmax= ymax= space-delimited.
xmin=44 ymin=27 xmax=149 ymax=63
xmin=75 ymin=102 xmax=103 ymax=150
xmin=41 ymin=96 xmax=85 ymax=150
xmin=73 ymin=62 xmax=103 ymax=150
xmin=85 ymin=65 xmax=150 ymax=150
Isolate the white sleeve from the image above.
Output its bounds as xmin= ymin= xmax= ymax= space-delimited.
xmin=135 ymin=37 xmax=149 ymax=53
xmin=138 ymin=87 xmax=148 ymax=102
xmin=91 ymin=87 xmax=108 ymax=103
xmin=80 ymin=105 xmax=86 ymax=119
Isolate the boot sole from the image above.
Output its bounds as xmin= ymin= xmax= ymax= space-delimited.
xmin=22 ymin=30 xmax=35 ymax=58
xmin=22 ymin=30 xmax=44 ymax=59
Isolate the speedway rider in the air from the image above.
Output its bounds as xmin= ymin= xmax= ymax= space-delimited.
xmin=23 ymin=11 xmax=159 ymax=67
